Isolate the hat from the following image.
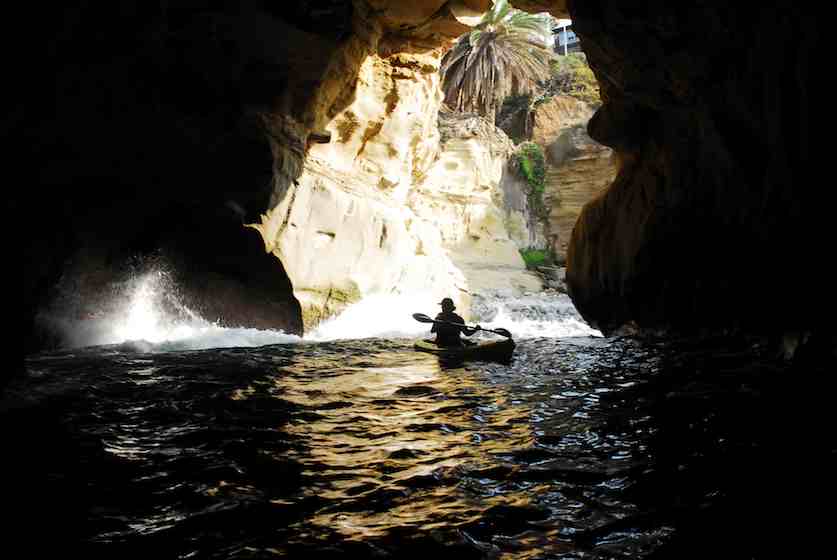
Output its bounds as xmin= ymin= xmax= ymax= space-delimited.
xmin=439 ymin=297 xmax=455 ymax=309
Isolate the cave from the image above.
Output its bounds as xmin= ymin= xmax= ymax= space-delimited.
xmin=18 ymin=0 xmax=835 ymax=360
xmin=10 ymin=2 xmax=837 ymax=556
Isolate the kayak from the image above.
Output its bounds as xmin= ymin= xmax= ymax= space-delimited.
xmin=414 ymin=338 xmax=516 ymax=363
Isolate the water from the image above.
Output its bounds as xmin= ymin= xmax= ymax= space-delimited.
xmin=10 ymin=273 xmax=836 ymax=558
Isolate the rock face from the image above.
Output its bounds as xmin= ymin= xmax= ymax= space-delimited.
xmin=251 ymin=44 xmax=541 ymax=327
xmin=251 ymin=36 xmax=455 ymax=327
xmin=531 ymin=96 xmax=594 ymax=149
xmin=529 ymin=95 xmax=617 ymax=261
xmin=565 ymin=2 xmax=834 ymax=341
xmin=422 ymin=110 xmax=543 ymax=299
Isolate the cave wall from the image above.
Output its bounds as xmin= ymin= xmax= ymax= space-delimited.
xmin=564 ymin=1 xmax=834 ymax=340
xmin=19 ymin=1 xmax=361 ymax=352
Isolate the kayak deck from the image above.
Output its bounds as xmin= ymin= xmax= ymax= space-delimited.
xmin=414 ymin=338 xmax=515 ymax=363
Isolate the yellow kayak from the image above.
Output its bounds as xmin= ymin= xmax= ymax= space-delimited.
xmin=413 ymin=339 xmax=515 ymax=363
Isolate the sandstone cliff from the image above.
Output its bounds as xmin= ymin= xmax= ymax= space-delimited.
xmin=251 ymin=35 xmax=541 ymax=328
xmin=420 ymin=110 xmax=543 ymax=299
xmin=530 ymin=95 xmax=617 ymax=260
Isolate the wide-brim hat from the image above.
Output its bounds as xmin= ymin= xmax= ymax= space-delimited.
xmin=439 ymin=297 xmax=455 ymax=309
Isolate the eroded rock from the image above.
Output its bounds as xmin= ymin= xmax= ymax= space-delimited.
xmin=565 ymin=2 xmax=834 ymax=342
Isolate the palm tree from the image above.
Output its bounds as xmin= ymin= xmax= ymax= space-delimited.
xmin=440 ymin=0 xmax=556 ymax=124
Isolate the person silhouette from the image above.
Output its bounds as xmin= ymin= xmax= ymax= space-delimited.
xmin=431 ymin=298 xmax=479 ymax=347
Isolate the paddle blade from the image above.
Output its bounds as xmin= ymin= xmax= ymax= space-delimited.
xmin=412 ymin=313 xmax=434 ymax=323
xmin=492 ymin=328 xmax=513 ymax=339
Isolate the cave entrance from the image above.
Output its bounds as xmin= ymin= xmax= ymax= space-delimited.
xmin=253 ymin=3 xmax=610 ymax=337
xmin=440 ymin=5 xmax=609 ymax=269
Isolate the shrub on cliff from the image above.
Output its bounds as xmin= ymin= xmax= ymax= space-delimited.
xmin=539 ymin=52 xmax=600 ymax=107
xmin=514 ymin=142 xmax=545 ymax=193
xmin=513 ymin=141 xmax=548 ymax=218
xmin=519 ymin=248 xmax=551 ymax=269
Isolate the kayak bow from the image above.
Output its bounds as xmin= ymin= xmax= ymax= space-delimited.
xmin=413 ymin=338 xmax=516 ymax=363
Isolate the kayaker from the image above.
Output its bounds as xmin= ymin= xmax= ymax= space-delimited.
xmin=431 ymin=298 xmax=479 ymax=347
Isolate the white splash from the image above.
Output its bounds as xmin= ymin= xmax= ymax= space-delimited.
xmin=474 ymin=293 xmax=603 ymax=339
xmin=51 ymin=267 xmax=599 ymax=352
xmin=308 ymin=291 xmax=601 ymax=341
xmin=110 ymin=271 xmax=187 ymax=344
xmin=307 ymin=292 xmax=439 ymax=341
xmin=55 ymin=270 xmax=299 ymax=351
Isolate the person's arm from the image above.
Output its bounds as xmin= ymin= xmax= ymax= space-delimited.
xmin=455 ymin=314 xmax=478 ymax=336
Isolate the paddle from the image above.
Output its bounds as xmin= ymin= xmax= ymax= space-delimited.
xmin=412 ymin=313 xmax=513 ymax=339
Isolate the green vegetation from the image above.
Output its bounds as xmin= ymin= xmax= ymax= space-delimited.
xmin=515 ymin=142 xmax=545 ymax=192
xmin=513 ymin=142 xmax=548 ymax=218
xmin=540 ymin=52 xmax=600 ymax=106
xmin=519 ymin=248 xmax=551 ymax=269
xmin=440 ymin=0 xmax=556 ymax=124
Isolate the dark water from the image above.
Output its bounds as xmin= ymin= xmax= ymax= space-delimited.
xmin=7 ymin=336 xmax=836 ymax=559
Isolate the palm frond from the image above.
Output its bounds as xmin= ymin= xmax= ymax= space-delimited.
xmin=440 ymin=0 xmax=557 ymax=121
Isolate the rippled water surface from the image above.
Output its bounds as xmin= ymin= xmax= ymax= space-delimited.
xmin=8 ymin=336 xmax=836 ymax=559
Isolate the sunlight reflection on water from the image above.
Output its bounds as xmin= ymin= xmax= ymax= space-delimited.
xmin=14 ymin=333 xmax=818 ymax=558
xmin=254 ymin=355 xmax=541 ymax=543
